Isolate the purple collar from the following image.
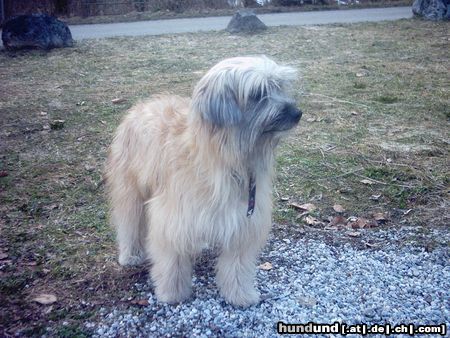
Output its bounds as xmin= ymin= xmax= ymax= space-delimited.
xmin=247 ymin=175 xmax=256 ymax=217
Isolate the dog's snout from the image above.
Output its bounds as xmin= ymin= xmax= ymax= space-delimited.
xmin=284 ymin=104 xmax=302 ymax=123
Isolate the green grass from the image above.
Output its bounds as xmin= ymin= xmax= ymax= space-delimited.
xmin=1 ymin=19 xmax=449 ymax=335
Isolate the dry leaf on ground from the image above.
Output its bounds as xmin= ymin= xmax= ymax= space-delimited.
xmin=290 ymin=203 xmax=316 ymax=212
xmin=330 ymin=215 xmax=347 ymax=226
xmin=333 ymin=204 xmax=345 ymax=213
xmin=33 ymin=294 xmax=57 ymax=305
xmin=364 ymin=241 xmax=380 ymax=248
xmin=373 ymin=212 xmax=389 ymax=222
xmin=25 ymin=261 xmax=38 ymax=266
xmin=259 ymin=262 xmax=273 ymax=270
xmin=112 ymin=98 xmax=127 ymax=104
xmin=347 ymin=217 xmax=377 ymax=229
xmin=403 ymin=209 xmax=413 ymax=216
xmin=304 ymin=215 xmax=322 ymax=226
xmin=131 ymin=299 xmax=149 ymax=306
xmin=346 ymin=231 xmax=361 ymax=237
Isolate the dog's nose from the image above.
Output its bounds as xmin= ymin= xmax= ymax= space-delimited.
xmin=284 ymin=105 xmax=302 ymax=123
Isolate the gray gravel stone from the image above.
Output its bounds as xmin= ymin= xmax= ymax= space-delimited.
xmin=92 ymin=225 xmax=449 ymax=337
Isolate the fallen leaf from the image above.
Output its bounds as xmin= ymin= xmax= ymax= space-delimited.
xmin=45 ymin=204 xmax=59 ymax=211
xmin=304 ymin=215 xmax=322 ymax=226
xmin=333 ymin=204 xmax=345 ymax=213
xmin=33 ymin=294 xmax=57 ymax=305
xmin=346 ymin=231 xmax=361 ymax=237
xmin=373 ymin=212 xmax=389 ymax=222
xmin=403 ymin=209 xmax=413 ymax=216
xmin=370 ymin=194 xmax=382 ymax=201
xmin=330 ymin=215 xmax=346 ymax=226
xmin=112 ymin=98 xmax=127 ymax=104
xmin=290 ymin=203 xmax=316 ymax=212
xmin=356 ymin=70 xmax=369 ymax=77
xmin=322 ymin=144 xmax=336 ymax=151
xmin=295 ymin=211 xmax=310 ymax=220
xmin=130 ymin=299 xmax=149 ymax=306
xmin=347 ymin=217 xmax=377 ymax=229
xmin=347 ymin=216 xmax=358 ymax=222
xmin=360 ymin=179 xmax=375 ymax=185
xmin=356 ymin=217 xmax=369 ymax=228
xmin=259 ymin=262 xmax=273 ymax=271
xmin=364 ymin=241 xmax=380 ymax=248
xmin=347 ymin=221 xmax=357 ymax=229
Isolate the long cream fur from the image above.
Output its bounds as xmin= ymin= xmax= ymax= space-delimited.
xmin=106 ymin=56 xmax=300 ymax=307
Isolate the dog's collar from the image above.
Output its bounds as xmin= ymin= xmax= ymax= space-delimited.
xmin=247 ymin=174 xmax=256 ymax=217
xmin=231 ymin=171 xmax=256 ymax=217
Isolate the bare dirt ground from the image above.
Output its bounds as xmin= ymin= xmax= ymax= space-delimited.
xmin=0 ymin=19 xmax=448 ymax=336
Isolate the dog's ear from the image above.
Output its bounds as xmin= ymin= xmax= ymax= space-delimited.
xmin=191 ymin=83 xmax=242 ymax=128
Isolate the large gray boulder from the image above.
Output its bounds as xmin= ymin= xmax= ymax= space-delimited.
xmin=227 ymin=10 xmax=267 ymax=34
xmin=2 ymin=14 xmax=74 ymax=50
xmin=412 ymin=0 xmax=450 ymax=20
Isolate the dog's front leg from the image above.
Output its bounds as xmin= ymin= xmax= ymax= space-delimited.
xmin=216 ymin=244 xmax=260 ymax=307
xmin=149 ymin=244 xmax=193 ymax=304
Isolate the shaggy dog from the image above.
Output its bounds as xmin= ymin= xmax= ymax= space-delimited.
xmin=106 ymin=56 xmax=302 ymax=307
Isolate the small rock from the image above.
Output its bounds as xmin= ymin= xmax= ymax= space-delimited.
xmin=2 ymin=14 xmax=74 ymax=50
xmin=50 ymin=119 xmax=65 ymax=130
xmin=227 ymin=10 xmax=267 ymax=34
xmin=412 ymin=0 xmax=450 ymax=20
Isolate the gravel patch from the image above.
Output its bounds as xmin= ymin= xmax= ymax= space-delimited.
xmin=92 ymin=226 xmax=449 ymax=337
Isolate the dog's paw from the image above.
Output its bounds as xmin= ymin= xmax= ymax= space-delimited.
xmin=154 ymin=284 xmax=192 ymax=304
xmin=221 ymin=287 xmax=260 ymax=308
xmin=118 ymin=253 xmax=146 ymax=266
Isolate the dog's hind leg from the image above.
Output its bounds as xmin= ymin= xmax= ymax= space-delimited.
xmin=111 ymin=185 xmax=147 ymax=266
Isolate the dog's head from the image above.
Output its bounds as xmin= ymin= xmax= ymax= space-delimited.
xmin=191 ymin=56 xmax=302 ymax=145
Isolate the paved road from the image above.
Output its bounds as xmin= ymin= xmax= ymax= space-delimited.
xmin=70 ymin=7 xmax=412 ymax=40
